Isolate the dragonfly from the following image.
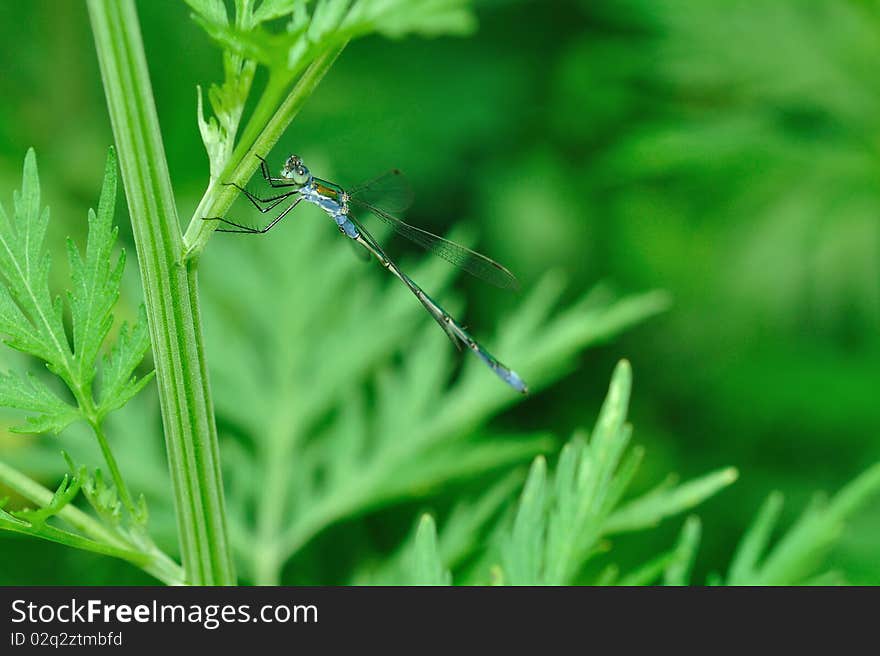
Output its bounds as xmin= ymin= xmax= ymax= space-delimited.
xmin=204 ymin=154 xmax=528 ymax=394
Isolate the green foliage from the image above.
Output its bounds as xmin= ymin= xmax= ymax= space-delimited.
xmin=366 ymin=362 xmax=732 ymax=585
xmin=0 ymin=148 xmax=172 ymax=582
xmin=405 ymin=515 xmax=452 ymax=586
xmin=190 ymin=0 xmax=474 ymax=181
xmin=724 ymin=463 xmax=880 ymax=585
xmin=2 ymin=0 xmax=877 ymax=587
xmin=495 ymin=361 xmax=734 ymax=585
xmin=0 ymin=148 xmax=152 ymax=432
xmin=383 ymin=364 xmax=879 ymax=586
xmin=6 ymin=472 xmax=81 ymax=529
xmin=663 ymin=517 xmax=701 ymax=586
xmin=201 ymin=215 xmax=668 ymax=583
xmin=0 ymin=372 xmax=78 ymax=435
xmin=98 ymin=308 xmax=152 ymax=416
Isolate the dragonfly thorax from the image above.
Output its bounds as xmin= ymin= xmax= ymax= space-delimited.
xmin=301 ymin=180 xmax=346 ymax=216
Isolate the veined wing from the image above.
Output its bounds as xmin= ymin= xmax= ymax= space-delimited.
xmin=348 ymin=169 xmax=414 ymax=215
xmin=350 ymin=199 xmax=520 ymax=291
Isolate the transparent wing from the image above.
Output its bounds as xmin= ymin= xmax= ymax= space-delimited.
xmin=350 ymin=199 xmax=520 ymax=291
xmin=348 ymin=169 xmax=414 ymax=215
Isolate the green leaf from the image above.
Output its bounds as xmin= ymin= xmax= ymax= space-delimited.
xmin=494 ymin=361 xmax=733 ymax=586
xmin=357 ymin=473 xmax=520 ymax=585
xmin=605 ymin=467 xmax=739 ymax=533
xmin=309 ymin=0 xmax=349 ymax=41
xmin=67 ymin=147 xmax=124 ymax=389
xmin=617 ymin=552 xmax=675 ymax=586
xmin=0 ymin=371 xmax=79 ymax=434
xmin=664 ymin=516 xmax=701 ymax=586
xmin=0 ymin=472 xmax=152 ymax=567
xmin=0 ymin=460 xmax=182 ymax=584
xmin=0 ymin=284 xmax=54 ymax=361
xmin=407 ymin=514 xmax=452 ymax=585
xmin=0 ymin=149 xmax=70 ymax=373
xmin=0 ymin=147 xmax=152 ymax=431
xmin=97 ymin=305 xmax=153 ymax=419
xmin=343 ymin=0 xmax=477 ymax=38
xmin=184 ymin=0 xmax=228 ymax=27
xmin=11 ymin=473 xmax=82 ymax=528
xmin=501 ymin=455 xmax=547 ymax=585
xmin=253 ymin=0 xmax=307 ymax=24
xmin=63 ymin=448 xmax=148 ymax=529
xmin=0 ymin=145 xmax=158 ymax=578
xmin=727 ymin=491 xmax=784 ymax=585
xmin=375 ymin=432 xmax=553 ymax=503
xmin=733 ymin=463 xmax=880 ymax=585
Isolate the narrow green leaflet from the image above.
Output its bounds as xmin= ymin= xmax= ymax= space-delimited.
xmin=604 ymin=467 xmax=739 ymax=534
xmin=253 ymin=0 xmax=308 ymax=24
xmin=663 ymin=516 xmax=702 ymax=586
xmin=726 ymin=463 xmax=880 ymax=585
xmin=183 ymin=0 xmax=228 ymax=27
xmin=343 ymin=0 xmax=477 ymax=38
xmin=726 ymin=491 xmax=784 ymax=584
xmin=407 ymin=515 xmax=452 ymax=586
xmin=67 ymin=146 xmax=125 ymax=389
xmin=0 ymin=150 xmax=69 ymax=376
xmin=97 ymin=306 xmax=153 ymax=419
xmin=10 ymin=473 xmax=81 ymax=529
xmin=495 ymin=361 xmax=736 ymax=585
xmin=501 ymin=455 xmax=547 ymax=585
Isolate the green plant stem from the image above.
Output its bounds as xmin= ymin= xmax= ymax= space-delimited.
xmin=182 ymin=44 xmax=347 ymax=259
xmin=87 ymin=0 xmax=235 ymax=585
xmin=0 ymin=460 xmax=184 ymax=584
xmin=79 ymin=407 xmax=138 ymax=518
xmin=90 ymin=421 xmax=137 ymax=515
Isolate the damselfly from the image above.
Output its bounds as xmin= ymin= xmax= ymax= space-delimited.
xmin=204 ymin=155 xmax=528 ymax=394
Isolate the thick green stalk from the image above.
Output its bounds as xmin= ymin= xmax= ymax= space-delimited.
xmin=87 ymin=0 xmax=235 ymax=584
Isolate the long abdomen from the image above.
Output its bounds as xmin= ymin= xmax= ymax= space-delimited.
xmin=351 ymin=227 xmax=527 ymax=393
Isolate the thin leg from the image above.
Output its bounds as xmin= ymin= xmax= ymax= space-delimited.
xmin=204 ymin=198 xmax=302 ymax=234
xmin=255 ymin=154 xmax=300 ymax=188
xmin=222 ymin=182 xmax=298 ymax=212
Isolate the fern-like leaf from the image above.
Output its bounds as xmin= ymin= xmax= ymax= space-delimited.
xmin=0 ymin=371 xmax=78 ymax=434
xmin=0 ymin=147 xmax=153 ymax=432
xmin=495 ymin=361 xmax=736 ymax=585
xmin=98 ymin=306 xmax=153 ymax=419
xmin=0 ymin=149 xmax=69 ymax=376
xmin=67 ymin=148 xmax=125 ymax=389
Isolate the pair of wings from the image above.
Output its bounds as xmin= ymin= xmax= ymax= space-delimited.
xmin=344 ymin=170 xmax=520 ymax=292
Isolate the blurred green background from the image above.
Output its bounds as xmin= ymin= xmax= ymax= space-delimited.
xmin=0 ymin=0 xmax=878 ymax=584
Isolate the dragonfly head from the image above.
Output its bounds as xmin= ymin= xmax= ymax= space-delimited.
xmin=281 ymin=155 xmax=310 ymax=185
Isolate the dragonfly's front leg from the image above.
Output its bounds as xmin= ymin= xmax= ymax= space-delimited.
xmin=255 ymin=154 xmax=300 ymax=188
xmin=222 ymin=182 xmax=298 ymax=213
xmin=204 ymin=197 xmax=303 ymax=234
